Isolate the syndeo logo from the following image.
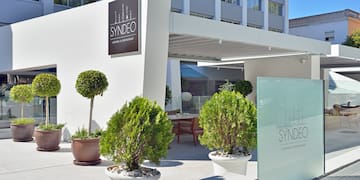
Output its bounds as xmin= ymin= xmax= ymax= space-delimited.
xmin=108 ymin=0 xmax=140 ymax=55
xmin=110 ymin=4 xmax=137 ymax=41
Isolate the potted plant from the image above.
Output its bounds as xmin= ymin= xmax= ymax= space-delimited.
xmin=199 ymin=84 xmax=257 ymax=176
xmin=32 ymin=73 xmax=64 ymax=151
xmin=100 ymin=96 xmax=174 ymax=180
xmin=9 ymin=84 xmax=35 ymax=142
xmin=72 ymin=70 xmax=108 ymax=165
xmin=234 ymin=80 xmax=253 ymax=97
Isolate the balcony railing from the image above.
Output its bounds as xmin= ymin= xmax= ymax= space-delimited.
xmin=171 ymin=0 xmax=285 ymax=32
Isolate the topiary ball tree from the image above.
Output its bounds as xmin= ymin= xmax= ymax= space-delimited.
xmin=165 ymin=85 xmax=172 ymax=106
xmin=75 ymin=70 xmax=108 ymax=134
xmin=100 ymin=96 xmax=174 ymax=171
xmin=10 ymin=84 xmax=33 ymax=119
xmin=234 ymin=80 xmax=253 ymax=97
xmin=199 ymin=90 xmax=257 ymax=155
xmin=32 ymin=73 xmax=61 ymax=126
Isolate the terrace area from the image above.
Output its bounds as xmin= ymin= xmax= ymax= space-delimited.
xmin=0 ymin=135 xmax=257 ymax=180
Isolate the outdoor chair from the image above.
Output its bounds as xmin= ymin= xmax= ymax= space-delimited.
xmin=176 ymin=118 xmax=203 ymax=145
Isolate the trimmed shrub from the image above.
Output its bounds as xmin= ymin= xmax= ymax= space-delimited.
xmin=199 ymin=90 xmax=257 ymax=155
xmin=234 ymin=80 xmax=253 ymax=97
xmin=32 ymin=73 xmax=61 ymax=127
xmin=10 ymin=84 xmax=33 ymax=118
xmin=100 ymin=96 xmax=174 ymax=171
xmin=75 ymin=70 xmax=108 ymax=135
xmin=165 ymin=85 xmax=172 ymax=106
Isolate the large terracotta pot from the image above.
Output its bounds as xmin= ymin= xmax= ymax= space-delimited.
xmin=34 ymin=129 xmax=62 ymax=151
xmin=10 ymin=123 xmax=34 ymax=142
xmin=72 ymin=138 xmax=101 ymax=165
xmin=208 ymin=151 xmax=251 ymax=176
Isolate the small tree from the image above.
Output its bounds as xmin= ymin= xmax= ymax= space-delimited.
xmin=165 ymin=85 xmax=172 ymax=106
xmin=199 ymin=90 xmax=257 ymax=155
xmin=100 ymin=96 xmax=174 ymax=171
xmin=75 ymin=70 xmax=108 ymax=134
xmin=343 ymin=30 xmax=360 ymax=48
xmin=32 ymin=73 xmax=61 ymax=126
xmin=10 ymin=84 xmax=33 ymax=119
xmin=234 ymin=80 xmax=253 ymax=97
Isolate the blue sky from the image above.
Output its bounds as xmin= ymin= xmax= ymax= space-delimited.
xmin=289 ymin=0 xmax=360 ymax=19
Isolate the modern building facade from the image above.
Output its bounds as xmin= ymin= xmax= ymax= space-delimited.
xmin=290 ymin=9 xmax=360 ymax=44
xmin=0 ymin=0 xmax=99 ymax=26
xmin=4 ymin=0 xmax=360 ymax=178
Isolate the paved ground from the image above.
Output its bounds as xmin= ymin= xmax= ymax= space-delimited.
xmin=321 ymin=161 xmax=360 ymax=180
xmin=0 ymin=135 xmax=256 ymax=180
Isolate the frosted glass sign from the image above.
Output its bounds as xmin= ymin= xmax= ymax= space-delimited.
xmin=257 ymin=77 xmax=324 ymax=180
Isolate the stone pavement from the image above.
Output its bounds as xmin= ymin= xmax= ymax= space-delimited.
xmin=0 ymin=135 xmax=257 ymax=180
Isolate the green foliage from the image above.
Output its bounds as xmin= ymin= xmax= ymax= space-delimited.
xmin=343 ymin=30 xmax=360 ymax=48
xmin=165 ymin=85 xmax=172 ymax=106
xmin=11 ymin=118 xmax=35 ymax=125
xmin=100 ymin=97 xmax=174 ymax=171
xmin=32 ymin=73 xmax=61 ymax=97
xmin=38 ymin=123 xmax=65 ymax=131
xmin=10 ymin=85 xmax=33 ymax=103
xmin=218 ymin=80 xmax=234 ymax=91
xmin=75 ymin=70 xmax=108 ymax=99
xmin=72 ymin=128 xmax=103 ymax=140
xmin=199 ymin=90 xmax=257 ymax=155
xmin=234 ymin=80 xmax=253 ymax=97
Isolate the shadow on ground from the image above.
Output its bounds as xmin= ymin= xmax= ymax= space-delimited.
xmin=201 ymin=176 xmax=224 ymax=180
xmin=143 ymin=160 xmax=183 ymax=167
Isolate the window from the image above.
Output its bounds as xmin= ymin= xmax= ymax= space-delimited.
xmin=248 ymin=0 xmax=262 ymax=11
xmin=325 ymin=31 xmax=335 ymax=42
xmin=269 ymin=1 xmax=283 ymax=16
xmin=221 ymin=0 xmax=239 ymax=5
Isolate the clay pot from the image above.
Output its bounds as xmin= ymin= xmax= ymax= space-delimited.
xmin=10 ymin=123 xmax=34 ymax=142
xmin=34 ymin=129 xmax=62 ymax=151
xmin=72 ymin=138 xmax=101 ymax=165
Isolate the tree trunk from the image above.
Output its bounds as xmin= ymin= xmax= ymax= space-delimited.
xmin=89 ymin=97 xmax=94 ymax=134
xmin=21 ymin=102 xmax=24 ymax=119
xmin=45 ymin=96 xmax=49 ymax=125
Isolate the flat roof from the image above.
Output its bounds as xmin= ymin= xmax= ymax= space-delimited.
xmin=169 ymin=12 xmax=330 ymax=61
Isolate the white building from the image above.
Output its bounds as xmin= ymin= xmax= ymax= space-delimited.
xmin=290 ymin=9 xmax=360 ymax=44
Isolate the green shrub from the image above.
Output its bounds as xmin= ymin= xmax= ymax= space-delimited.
xmin=100 ymin=97 xmax=174 ymax=171
xmin=199 ymin=90 xmax=257 ymax=155
xmin=38 ymin=123 xmax=65 ymax=131
xmin=75 ymin=70 xmax=108 ymax=137
xmin=72 ymin=128 xmax=102 ymax=140
xmin=10 ymin=84 xmax=33 ymax=119
xmin=165 ymin=85 xmax=172 ymax=106
xmin=11 ymin=118 xmax=35 ymax=125
xmin=343 ymin=30 xmax=360 ymax=48
xmin=234 ymin=80 xmax=253 ymax=97
xmin=32 ymin=73 xmax=61 ymax=127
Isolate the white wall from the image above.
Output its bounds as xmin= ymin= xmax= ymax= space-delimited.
xmin=290 ymin=20 xmax=348 ymax=44
xmin=244 ymin=55 xmax=320 ymax=101
xmin=0 ymin=0 xmax=171 ymax=139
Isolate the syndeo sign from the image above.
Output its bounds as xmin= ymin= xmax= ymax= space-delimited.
xmin=257 ymin=77 xmax=324 ymax=180
xmin=108 ymin=0 xmax=140 ymax=55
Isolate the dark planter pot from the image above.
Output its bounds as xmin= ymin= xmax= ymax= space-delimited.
xmin=10 ymin=123 xmax=34 ymax=142
xmin=34 ymin=129 xmax=62 ymax=151
xmin=71 ymin=138 xmax=101 ymax=165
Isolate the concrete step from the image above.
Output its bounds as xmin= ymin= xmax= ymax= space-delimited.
xmin=0 ymin=128 xmax=12 ymax=139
